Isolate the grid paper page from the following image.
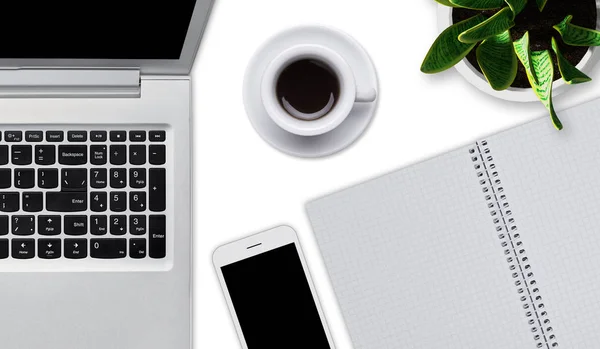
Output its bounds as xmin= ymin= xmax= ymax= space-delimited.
xmin=307 ymin=146 xmax=533 ymax=349
xmin=484 ymin=98 xmax=600 ymax=348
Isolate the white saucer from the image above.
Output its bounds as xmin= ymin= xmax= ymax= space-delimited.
xmin=243 ymin=26 xmax=379 ymax=158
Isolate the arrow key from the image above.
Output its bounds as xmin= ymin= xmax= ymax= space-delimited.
xmin=38 ymin=239 xmax=61 ymax=259
xmin=65 ymin=239 xmax=87 ymax=259
xmin=12 ymin=239 xmax=34 ymax=259
xmin=38 ymin=215 xmax=61 ymax=236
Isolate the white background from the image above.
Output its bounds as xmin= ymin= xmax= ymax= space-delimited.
xmin=193 ymin=1 xmax=600 ymax=348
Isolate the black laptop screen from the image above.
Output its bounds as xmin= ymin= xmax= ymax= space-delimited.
xmin=0 ymin=1 xmax=198 ymax=59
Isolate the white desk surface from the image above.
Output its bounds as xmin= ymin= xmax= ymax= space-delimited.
xmin=193 ymin=0 xmax=600 ymax=347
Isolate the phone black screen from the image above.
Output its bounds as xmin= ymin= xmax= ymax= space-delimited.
xmin=221 ymin=243 xmax=331 ymax=349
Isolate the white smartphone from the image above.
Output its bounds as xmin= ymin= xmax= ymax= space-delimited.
xmin=213 ymin=225 xmax=336 ymax=349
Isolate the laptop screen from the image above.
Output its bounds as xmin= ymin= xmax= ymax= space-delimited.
xmin=0 ymin=1 xmax=198 ymax=60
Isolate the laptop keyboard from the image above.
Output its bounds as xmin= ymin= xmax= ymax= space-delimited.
xmin=0 ymin=129 xmax=168 ymax=262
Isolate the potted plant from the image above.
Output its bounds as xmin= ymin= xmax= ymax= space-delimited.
xmin=422 ymin=0 xmax=600 ymax=130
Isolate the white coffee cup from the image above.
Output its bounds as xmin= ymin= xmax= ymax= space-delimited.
xmin=261 ymin=44 xmax=377 ymax=137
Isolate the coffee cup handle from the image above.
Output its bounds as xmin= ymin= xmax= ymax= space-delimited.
xmin=355 ymin=88 xmax=377 ymax=103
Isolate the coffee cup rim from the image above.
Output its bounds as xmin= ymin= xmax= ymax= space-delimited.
xmin=261 ymin=44 xmax=356 ymax=137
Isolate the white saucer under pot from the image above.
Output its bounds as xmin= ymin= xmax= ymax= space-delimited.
xmin=243 ymin=26 xmax=379 ymax=158
xmin=437 ymin=2 xmax=600 ymax=103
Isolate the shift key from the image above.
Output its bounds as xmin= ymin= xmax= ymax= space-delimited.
xmin=46 ymin=192 xmax=87 ymax=212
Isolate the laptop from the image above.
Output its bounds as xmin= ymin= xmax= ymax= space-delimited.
xmin=0 ymin=1 xmax=213 ymax=348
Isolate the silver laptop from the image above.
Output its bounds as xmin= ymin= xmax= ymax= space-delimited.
xmin=0 ymin=2 xmax=213 ymax=348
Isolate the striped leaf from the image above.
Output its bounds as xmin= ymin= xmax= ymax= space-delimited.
xmin=421 ymin=15 xmax=487 ymax=73
xmin=476 ymin=31 xmax=517 ymax=90
xmin=505 ymin=0 xmax=527 ymax=16
xmin=459 ymin=7 xmax=516 ymax=43
xmin=513 ymin=32 xmax=538 ymax=84
xmin=435 ymin=0 xmax=458 ymax=6
xmin=529 ymin=51 xmax=562 ymax=130
xmin=554 ymin=15 xmax=600 ymax=46
xmin=449 ymin=0 xmax=505 ymax=9
xmin=536 ymin=0 xmax=548 ymax=11
xmin=551 ymin=37 xmax=592 ymax=84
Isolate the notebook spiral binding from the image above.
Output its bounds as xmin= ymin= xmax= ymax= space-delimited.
xmin=470 ymin=141 xmax=558 ymax=349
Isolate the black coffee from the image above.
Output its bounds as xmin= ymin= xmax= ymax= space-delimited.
xmin=276 ymin=59 xmax=340 ymax=120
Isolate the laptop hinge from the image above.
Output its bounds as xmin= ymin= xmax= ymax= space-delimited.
xmin=0 ymin=68 xmax=141 ymax=98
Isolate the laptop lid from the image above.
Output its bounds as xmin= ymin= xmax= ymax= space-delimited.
xmin=0 ymin=1 xmax=214 ymax=75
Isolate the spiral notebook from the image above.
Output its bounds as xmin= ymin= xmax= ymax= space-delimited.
xmin=307 ymin=98 xmax=600 ymax=349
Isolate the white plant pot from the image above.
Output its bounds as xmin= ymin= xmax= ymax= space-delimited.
xmin=437 ymin=3 xmax=600 ymax=102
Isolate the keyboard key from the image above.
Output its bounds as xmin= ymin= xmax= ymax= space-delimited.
xmin=15 ymin=169 xmax=34 ymax=189
xmin=110 ymin=192 xmax=126 ymax=212
xmin=46 ymin=131 xmax=64 ymax=142
xmin=64 ymin=215 xmax=87 ymax=236
xmin=91 ymin=239 xmax=126 ymax=259
xmin=38 ymin=215 xmax=61 ymax=236
xmin=64 ymin=239 xmax=87 ymax=259
xmin=38 ymin=169 xmax=59 ymax=189
xmin=110 ymin=145 xmax=126 ymax=165
xmin=149 ymin=131 xmax=166 ymax=142
xmin=0 ymin=239 xmax=7 ymax=259
xmin=0 ymin=216 xmax=7 ymax=235
xmin=12 ymin=239 xmax=34 ymax=259
xmin=129 ymin=145 xmax=146 ymax=165
xmin=67 ymin=131 xmax=87 ymax=142
xmin=59 ymin=145 xmax=87 ymax=165
xmin=130 ymin=192 xmax=146 ymax=212
xmin=110 ymin=215 xmax=127 ymax=235
xmin=90 ymin=168 xmax=107 ymax=189
xmin=38 ymin=239 xmax=61 ymax=259
xmin=0 ymin=145 xmax=8 ymax=165
xmin=149 ymin=215 xmax=166 ymax=259
xmin=149 ymin=145 xmax=166 ymax=165
xmin=5 ymin=131 xmax=23 ymax=142
xmin=130 ymin=168 xmax=146 ymax=188
xmin=91 ymin=215 xmax=108 ymax=236
xmin=12 ymin=145 xmax=32 ymax=165
xmin=25 ymin=131 xmax=43 ymax=142
xmin=61 ymin=169 xmax=87 ymax=192
xmin=110 ymin=131 xmax=126 ymax=142
xmin=35 ymin=145 xmax=56 ymax=165
xmin=23 ymin=192 xmax=43 ymax=212
xmin=130 ymin=215 xmax=146 ymax=235
xmin=130 ymin=131 xmax=146 ymax=142
xmin=149 ymin=168 xmax=166 ymax=212
xmin=90 ymin=131 xmax=107 ymax=142
xmin=0 ymin=193 xmax=19 ymax=212
xmin=130 ymin=239 xmax=147 ymax=259
xmin=91 ymin=192 xmax=107 ymax=212
xmin=110 ymin=168 xmax=126 ymax=188
xmin=12 ymin=215 xmax=35 ymax=236
xmin=90 ymin=145 xmax=107 ymax=165
xmin=0 ymin=169 xmax=11 ymax=189
xmin=46 ymin=192 xmax=87 ymax=212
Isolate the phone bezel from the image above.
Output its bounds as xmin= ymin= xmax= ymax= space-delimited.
xmin=213 ymin=225 xmax=336 ymax=349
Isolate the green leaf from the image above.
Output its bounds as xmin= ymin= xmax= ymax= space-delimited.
xmin=554 ymin=15 xmax=600 ymax=46
xmin=421 ymin=15 xmax=486 ymax=73
xmin=529 ymin=50 xmax=562 ymax=130
xmin=435 ymin=0 xmax=458 ymax=6
xmin=536 ymin=0 xmax=548 ymax=11
xmin=476 ymin=31 xmax=518 ymax=90
xmin=551 ymin=37 xmax=592 ymax=84
xmin=504 ymin=0 xmax=527 ymax=16
xmin=459 ymin=7 xmax=516 ymax=43
xmin=513 ymin=32 xmax=538 ymax=84
xmin=449 ymin=0 xmax=504 ymax=9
